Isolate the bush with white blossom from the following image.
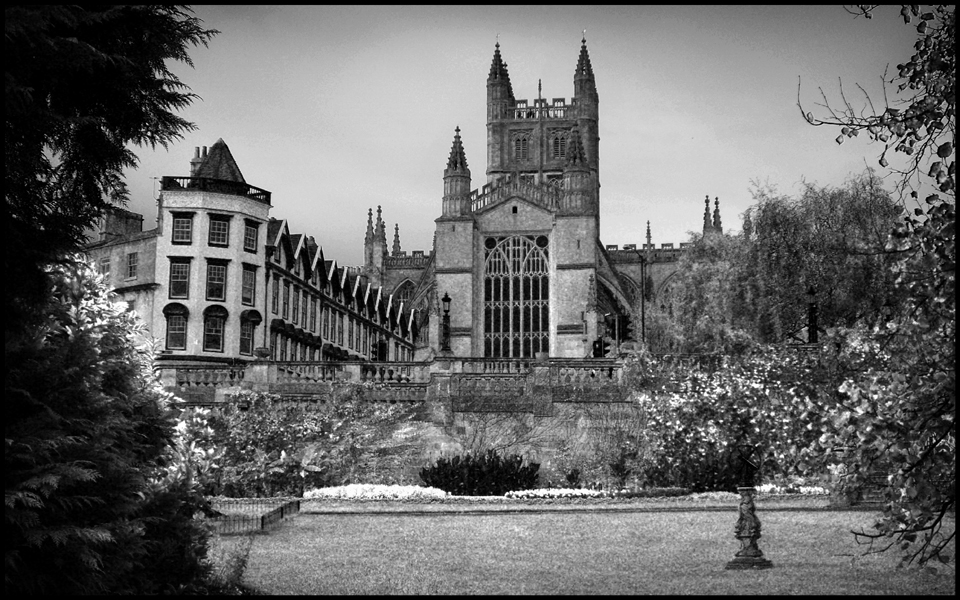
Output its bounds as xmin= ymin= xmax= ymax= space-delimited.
xmin=757 ymin=482 xmax=829 ymax=495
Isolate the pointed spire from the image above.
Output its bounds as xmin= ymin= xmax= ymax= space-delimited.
xmin=446 ymin=126 xmax=468 ymax=172
xmin=565 ymin=127 xmax=588 ymax=168
xmin=442 ymin=126 xmax=471 ymax=218
xmin=375 ymin=205 xmax=386 ymax=244
xmin=365 ymin=207 xmax=374 ymax=244
xmin=488 ymin=40 xmax=511 ymax=83
xmin=575 ymin=34 xmax=594 ymax=80
xmin=392 ymin=223 xmax=401 ymax=256
xmin=646 ymin=220 xmax=652 ymax=249
xmin=703 ymin=195 xmax=712 ymax=234
xmin=713 ymin=197 xmax=723 ymax=233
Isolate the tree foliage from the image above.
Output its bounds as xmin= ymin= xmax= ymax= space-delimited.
xmin=744 ymin=171 xmax=904 ymax=339
xmin=4 ymin=5 xmax=216 ymax=332
xmin=5 ymin=7 xmax=219 ymax=592
xmin=629 ymin=348 xmax=834 ymax=492
xmin=647 ymin=232 xmax=756 ymax=354
xmin=798 ymin=4 xmax=955 ymax=567
xmin=800 ymin=5 xmax=955 ymax=199
xmin=650 ymin=171 xmax=902 ymax=353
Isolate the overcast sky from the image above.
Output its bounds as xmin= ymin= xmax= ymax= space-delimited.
xmin=123 ymin=5 xmax=918 ymax=266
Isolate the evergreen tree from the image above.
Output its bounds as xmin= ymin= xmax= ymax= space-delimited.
xmin=4 ymin=261 xmax=206 ymax=594
xmin=5 ymin=5 xmax=216 ymax=335
xmin=5 ymin=6 xmax=218 ymax=592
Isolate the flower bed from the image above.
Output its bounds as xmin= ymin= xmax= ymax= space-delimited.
xmin=756 ymin=483 xmax=829 ymax=495
xmin=506 ymin=487 xmax=691 ymax=500
xmin=303 ymin=485 xmax=696 ymax=502
xmin=304 ymin=484 xmax=449 ymax=501
xmin=297 ymin=485 xmax=834 ymax=513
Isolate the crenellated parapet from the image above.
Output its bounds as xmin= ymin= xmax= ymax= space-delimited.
xmin=384 ymin=251 xmax=432 ymax=269
xmin=504 ymin=97 xmax=573 ymax=121
xmin=604 ymin=244 xmax=692 ymax=264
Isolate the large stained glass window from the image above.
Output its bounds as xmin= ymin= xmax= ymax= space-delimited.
xmin=483 ymin=235 xmax=549 ymax=358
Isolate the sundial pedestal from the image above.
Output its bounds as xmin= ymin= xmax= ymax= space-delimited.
xmin=725 ymin=486 xmax=773 ymax=570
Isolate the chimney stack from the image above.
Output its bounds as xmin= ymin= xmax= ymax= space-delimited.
xmin=190 ymin=146 xmax=203 ymax=176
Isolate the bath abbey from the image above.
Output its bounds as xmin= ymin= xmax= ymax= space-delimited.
xmin=86 ymin=37 xmax=724 ymax=371
xmin=362 ymin=37 xmax=723 ymax=360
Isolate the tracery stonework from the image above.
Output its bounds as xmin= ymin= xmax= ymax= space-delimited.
xmin=483 ymin=235 xmax=550 ymax=357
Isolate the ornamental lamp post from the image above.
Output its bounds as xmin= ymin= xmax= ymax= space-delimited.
xmin=441 ymin=292 xmax=452 ymax=353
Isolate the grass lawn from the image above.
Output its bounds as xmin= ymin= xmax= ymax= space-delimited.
xmin=241 ymin=509 xmax=955 ymax=594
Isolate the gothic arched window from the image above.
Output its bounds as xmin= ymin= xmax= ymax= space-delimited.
xmin=552 ymin=133 xmax=567 ymax=159
xmin=514 ymin=135 xmax=529 ymax=161
xmin=393 ymin=280 xmax=415 ymax=311
xmin=483 ymin=235 xmax=549 ymax=358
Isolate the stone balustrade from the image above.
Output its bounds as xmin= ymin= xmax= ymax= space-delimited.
xmin=460 ymin=358 xmax=533 ymax=374
xmin=176 ymin=366 xmax=246 ymax=388
xmin=159 ymin=347 xmax=820 ymax=410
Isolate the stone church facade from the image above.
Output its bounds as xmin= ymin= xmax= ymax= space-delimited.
xmin=364 ymin=38 xmax=724 ymax=360
xmin=85 ymin=38 xmax=726 ymax=366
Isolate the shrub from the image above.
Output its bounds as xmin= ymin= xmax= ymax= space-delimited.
xmin=5 ymin=259 xmax=211 ymax=594
xmin=565 ymin=468 xmax=582 ymax=488
xmin=642 ymin=442 xmax=742 ymax=493
xmin=631 ymin=347 xmax=832 ymax=493
xmin=419 ymin=450 xmax=540 ymax=496
xmin=135 ymin=481 xmax=214 ymax=594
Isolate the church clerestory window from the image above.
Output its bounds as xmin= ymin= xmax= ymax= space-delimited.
xmin=483 ymin=235 xmax=549 ymax=358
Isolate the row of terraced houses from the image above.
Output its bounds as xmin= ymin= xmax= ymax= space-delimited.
xmin=86 ymin=139 xmax=416 ymax=371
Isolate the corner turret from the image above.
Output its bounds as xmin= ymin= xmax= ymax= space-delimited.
xmin=702 ymin=195 xmax=723 ymax=237
xmin=392 ymin=223 xmax=402 ymax=256
xmin=363 ymin=205 xmax=389 ymax=286
xmin=487 ymin=41 xmax=515 ymax=122
xmin=702 ymin=195 xmax=713 ymax=235
xmin=442 ymin=126 xmax=472 ymax=217
xmin=712 ymin=197 xmax=723 ymax=233
xmin=573 ymin=36 xmax=599 ymax=176
xmin=561 ymin=127 xmax=595 ymax=215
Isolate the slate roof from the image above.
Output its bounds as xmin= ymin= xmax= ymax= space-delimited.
xmin=194 ymin=138 xmax=246 ymax=183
